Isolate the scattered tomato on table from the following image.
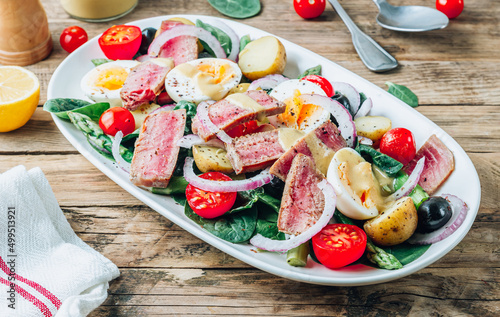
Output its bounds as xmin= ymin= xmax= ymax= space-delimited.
xmin=293 ymin=0 xmax=326 ymax=19
xmin=436 ymin=0 xmax=464 ymax=19
xmin=98 ymin=25 xmax=142 ymax=60
xmin=98 ymin=107 xmax=135 ymax=136
xmin=60 ymin=26 xmax=88 ymax=53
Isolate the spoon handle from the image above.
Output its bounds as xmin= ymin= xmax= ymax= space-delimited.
xmin=328 ymin=0 xmax=398 ymax=72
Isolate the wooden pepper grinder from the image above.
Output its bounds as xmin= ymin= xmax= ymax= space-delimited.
xmin=0 ymin=0 xmax=52 ymax=66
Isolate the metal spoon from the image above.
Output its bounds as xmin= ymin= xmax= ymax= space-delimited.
xmin=328 ymin=0 xmax=398 ymax=72
xmin=372 ymin=0 xmax=449 ymax=32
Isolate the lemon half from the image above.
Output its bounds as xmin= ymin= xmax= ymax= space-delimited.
xmin=0 ymin=66 xmax=40 ymax=132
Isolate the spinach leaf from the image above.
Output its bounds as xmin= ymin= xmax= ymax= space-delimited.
xmin=298 ymin=65 xmax=322 ymax=79
xmin=43 ymin=98 xmax=110 ymax=121
xmin=355 ymin=144 xmax=403 ymax=176
xmin=256 ymin=219 xmax=285 ymax=240
xmin=239 ymin=34 xmax=251 ymax=51
xmin=91 ymin=58 xmax=113 ymax=67
xmin=207 ymin=0 xmax=261 ymax=19
xmin=385 ymin=82 xmax=419 ymax=108
xmin=386 ymin=243 xmax=431 ymax=265
xmin=185 ymin=202 xmax=258 ymax=243
xmin=195 ymin=19 xmax=232 ymax=57
xmin=151 ymin=176 xmax=189 ymax=195
xmin=174 ymin=100 xmax=197 ymax=134
xmin=173 ymin=147 xmax=193 ymax=177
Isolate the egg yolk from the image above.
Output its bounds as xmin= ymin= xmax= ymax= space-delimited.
xmin=94 ymin=67 xmax=129 ymax=90
xmin=197 ymin=63 xmax=232 ymax=85
xmin=278 ymin=89 xmax=323 ymax=129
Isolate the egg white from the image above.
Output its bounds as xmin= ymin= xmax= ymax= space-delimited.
xmin=80 ymin=60 xmax=140 ymax=107
xmin=164 ymin=58 xmax=242 ymax=104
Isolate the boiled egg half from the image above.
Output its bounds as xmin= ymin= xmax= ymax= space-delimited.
xmin=164 ymin=58 xmax=242 ymax=104
xmin=80 ymin=60 xmax=140 ymax=107
xmin=327 ymin=148 xmax=386 ymax=220
xmin=269 ymin=79 xmax=329 ymax=133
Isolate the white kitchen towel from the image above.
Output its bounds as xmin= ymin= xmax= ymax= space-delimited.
xmin=0 ymin=166 xmax=119 ymax=317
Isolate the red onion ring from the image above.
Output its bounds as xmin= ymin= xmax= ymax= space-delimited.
xmin=354 ymin=97 xmax=373 ymax=119
xmin=249 ymin=179 xmax=336 ymax=252
xmin=150 ymin=104 xmax=176 ymax=115
xmin=197 ymin=100 xmax=233 ymax=144
xmin=183 ymin=157 xmax=273 ymax=192
xmin=136 ymin=54 xmax=153 ymax=63
xmin=248 ymin=77 xmax=279 ymax=91
xmin=385 ymin=157 xmax=425 ymax=202
xmin=297 ymin=94 xmax=357 ymax=147
xmin=408 ymin=194 xmax=469 ymax=245
xmin=210 ymin=20 xmax=240 ymax=61
xmin=148 ymin=25 xmax=226 ymax=59
xmin=112 ymin=131 xmax=131 ymax=173
xmin=177 ymin=134 xmax=225 ymax=149
xmin=265 ymin=74 xmax=289 ymax=84
xmin=332 ymin=82 xmax=361 ymax=114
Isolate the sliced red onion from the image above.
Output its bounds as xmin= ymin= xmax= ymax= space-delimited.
xmin=210 ymin=20 xmax=239 ymax=61
xmin=297 ymin=94 xmax=357 ymax=147
xmin=148 ymin=25 xmax=226 ymax=59
xmin=332 ymin=82 xmax=361 ymax=114
xmin=136 ymin=54 xmax=152 ymax=63
xmin=265 ymin=74 xmax=289 ymax=84
xmin=248 ymin=77 xmax=279 ymax=91
xmin=150 ymin=104 xmax=176 ymax=115
xmin=385 ymin=157 xmax=425 ymax=202
xmin=354 ymin=97 xmax=373 ymax=119
xmin=249 ymin=179 xmax=336 ymax=252
xmin=112 ymin=131 xmax=131 ymax=173
xmin=197 ymin=100 xmax=233 ymax=144
xmin=183 ymin=157 xmax=273 ymax=192
xmin=177 ymin=134 xmax=225 ymax=149
xmin=408 ymin=194 xmax=469 ymax=245
xmin=358 ymin=136 xmax=373 ymax=146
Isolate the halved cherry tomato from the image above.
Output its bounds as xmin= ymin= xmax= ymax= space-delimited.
xmin=186 ymin=172 xmax=237 ymax=219
xmin=226 ymin=120 xmax=259 ymax=138
xmin=99 ymin=107 xmax=136 ymax=136
xmin=312 ymin=224 xmax=367 ymax=269
xmin=293 ymin=0 xmax=326 ymax=19
xmin=60 ymin=26 xmax=88 ymax=53
xmin=436 ymin=0 xmax=464 ymax=19
xmin=98 ymin=25 xmax=142 ymax=60
xmin=379 ymin=127 xmax=416 ymax=166
xmin=301 ymin=75 xmax=334 ymax=97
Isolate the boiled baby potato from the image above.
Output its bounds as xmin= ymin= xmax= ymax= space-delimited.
xmin=238 ymin=36 xmax=286 ymax=81
xmin=363 ymin=196 xmax=418 ymax=246
xmin=193 ymin=145 xmax=234 ymax=174
xmin=130 ymin=103 xmax=160 ymax=130
xmin=354 ymin=116 xmax=391 ymax=145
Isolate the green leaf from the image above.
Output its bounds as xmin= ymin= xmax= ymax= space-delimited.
xmin=355 ymin=144 xmax=403 ymax=176
xmin=386 ymin=243 xmax=431 ymax=265
xmin=174 ymin=100 xmax=197 ymax=135
xmin=298 ymin=65 xmax=322 ymax=79
xmin=151 ymin=176 xmax=189 ymax=195
xmin=43 ymin=98 xmax=109 ymax=121
xmin=207 ymin=0 xmax=261 ymax=19
xmin=239 ymin=34 xmax=251 ymax=51
xmin=385 ymin=82 xmax=419 ymax=108
xmin=91 ymin=58 xmax=113 ymax=67
xmin=195 ymin=19 xmax=232 ymax=57
xmin=256 ymin=219 xmax=285 ymax=240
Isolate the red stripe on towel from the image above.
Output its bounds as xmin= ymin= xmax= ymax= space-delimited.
xmin=0 ymin=276 xmax=52 ymax=317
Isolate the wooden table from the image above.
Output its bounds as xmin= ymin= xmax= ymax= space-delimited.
xmin=1 ymin=0 xmax=498 ymax=315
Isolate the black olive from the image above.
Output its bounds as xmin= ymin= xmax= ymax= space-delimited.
xmin=139 ymin=27 xmax=157 ymax=55
xmin=417 ymin=197 xmax=453 ymax=233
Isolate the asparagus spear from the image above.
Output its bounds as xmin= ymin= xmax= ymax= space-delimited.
xmin=67 ymin=112 xmax=134 ymax=163
xmin=287 ymin=242 xmax=310 ymax=267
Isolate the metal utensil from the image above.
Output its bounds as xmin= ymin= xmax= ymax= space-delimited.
xmin=328 ymin=0 xmax=398 ymax=73
xmin=372 ymin=0 xmax=449 ymax=32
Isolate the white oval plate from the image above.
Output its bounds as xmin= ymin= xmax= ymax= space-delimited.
xmin=47 ymin=15 xmax=480 ymax=286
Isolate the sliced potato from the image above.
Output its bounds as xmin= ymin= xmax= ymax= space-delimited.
xmin=228 ymin=83 xmax=251 ymax=95
xmin=238 ymin=36 xmax=286 ymax=81
xmin=363 ymin=196 xmax=418 ymax=246
xmin=192 ymin=145 xmax=234 ymax=174
xmin=354 ymin=116 xmax=391 ymax=145
xmin=130 ymin=103 xmax=160 ymax=130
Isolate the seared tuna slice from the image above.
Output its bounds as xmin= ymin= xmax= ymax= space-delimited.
xmin=278 ymin=154 xmax=325 ymax=235
xmin=192 ymin=90 xmax=286 ymax=141
xmin=120 ymin=58 xmax=174 ymax=111
xmin=270 ymin=120 xmax=346 ymax=181
xmin=130 ymin=109 xmax=186 ymax=187
xmin=157 ymin=20 xmax=199 ymax=66
xmin=403 ymin=134 xmax=454 ymax=195
xmin=226 ymin=129 xmax=285 ymax=174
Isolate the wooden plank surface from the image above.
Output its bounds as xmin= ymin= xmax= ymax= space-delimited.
xmin=0 ymin=0 xmax=498 ymax=316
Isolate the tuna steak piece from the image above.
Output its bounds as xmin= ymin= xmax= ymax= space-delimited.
xmin=120 ymin=58 xmax=174 ymax=111
xmin=403 ymin=134 xmax=455 ymax=195
xmin=226 ymin=129 xmax=285 ymax=174
xmin=278 ymin=154 xmax=326 ymax=235
xmin=192 ymin=90 xmax=286 ymax=141
xmin=270 ymin=120 xmax=346 ymax=181
xmin=130 ymin=109 xmax=186 ymax=188
xmin=157 ymin=20 xmax=199 ymax=66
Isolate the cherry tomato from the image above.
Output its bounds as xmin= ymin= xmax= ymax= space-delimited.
xmin=312 ymin=224 xmax=367 ymax=269
xmin=293 ymin=0 xmax=326 ymax=19
xmin=186 ymin=172 xmax=237 ymax=219
xmin=98 ymin=25 xmax=142 ymax=60
xmin=436 ymin=0 xmax=464 ymax=19
xmin=379 ymin=128 xmax=417 ymax=166
xmin=59 ymin=26 xmax=88 ymax=53
xmin=301 ymin=75 xmax=334 ymax=97
xmin=98 ymin=107 xmax=136 ymax=136
xmin=226 ymin=120 xmax=259 ymax=138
